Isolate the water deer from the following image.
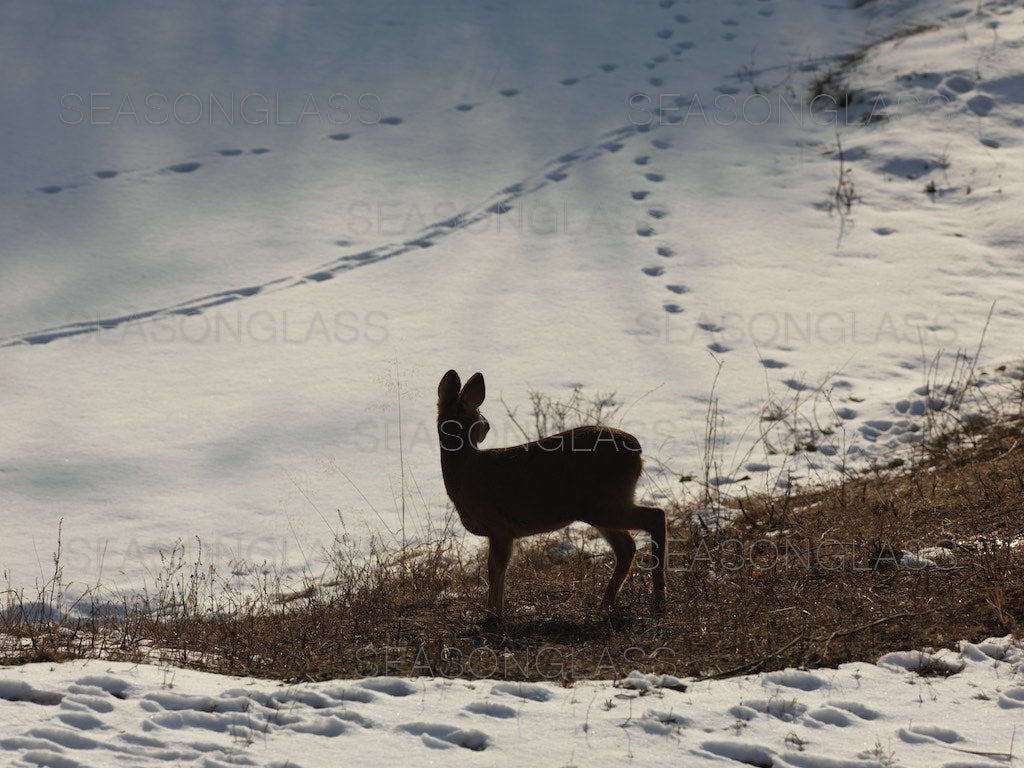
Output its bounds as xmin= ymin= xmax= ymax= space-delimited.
xmin=437 ymin=370 xmax=667 ymax=618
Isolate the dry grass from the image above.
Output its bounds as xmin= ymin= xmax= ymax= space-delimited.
xmin=3 ymin=384 xmax=1023 ymax=683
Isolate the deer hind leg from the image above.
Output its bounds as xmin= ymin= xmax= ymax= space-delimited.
xmin=601 ymin=505 xmax=667 ymax=612
xmin=596 ymin=527 xmax=637 ymax=607
xmin=486 ymin=536 xmax=514 ymax=617
xmin=635 ymin=504 xmax=668 ymax=612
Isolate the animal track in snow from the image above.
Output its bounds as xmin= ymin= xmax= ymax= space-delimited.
xmin=699 ymin=740 xmax=776 ymax=766
xmin=762 ymin=669 xmax=828 ymax=691
xmin=643 ymin=266 xmax=665 ymax=277
xmin=898 ymin=724 xmax=963 ymax=745
xmin=998 ymin=686 xmax=1024 ymax=708
xmin=56 ymin=711 xmax=105 ymax=729
xmin=463 ymin=701 xmax=518 ymax=719
xmin=805 ymin=707 xmax=858 ymax=727
xmin=738 ymin=697 xmax=809 ymax=721
xmin=397 ymin=721 xmax=491 ymax=750
xmin=637 ymin=709 xmax=691 ymax=735
xmin=16 ymin=55 xmax=660 ymax=347
xmin=164 ymin=162 xmax=201 ymax=174
xmin=0 ymin=681 xmax=63 ymax=706
xmin=967 ymin=94 xmax=995 ymax=116
xmin=489 ymin=682 xmax=553 ymax=702
xmin=3 ymin=628 xmax=1022 ymax=766
xmin=0 ymin=671 xmax=424 ymax=763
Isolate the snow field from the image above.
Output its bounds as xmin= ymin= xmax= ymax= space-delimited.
xmin=3 ymin=0 xmax=1021 ymax=598
xmin=1 ymin=636 xmax=1022 ymax=766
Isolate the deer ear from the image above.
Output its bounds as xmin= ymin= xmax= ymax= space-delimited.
xmin=438 ymin=370 xmax=462 ymax=407
xmin=460 ymin=372 xmax=486 ymax=409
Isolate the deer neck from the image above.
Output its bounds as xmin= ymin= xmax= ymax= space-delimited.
xmin=437 ymin=421 xmax=477 ymax=496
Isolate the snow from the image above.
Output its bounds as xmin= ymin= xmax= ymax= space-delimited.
xmin=3 ymin=0 xmax=1021 ymax=600
xmin=3 ymin=0 xmax=1024 ymax=762
xmin=4 ymin=0 xmax=1024 ymax=596
xmin=1 ymin=636 xmax=1022 ymax=766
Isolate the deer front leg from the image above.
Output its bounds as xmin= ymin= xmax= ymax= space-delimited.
xmin=486 ymin=536 xmax=514 ymax=617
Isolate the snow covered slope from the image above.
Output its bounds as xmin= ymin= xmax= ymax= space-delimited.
xmin=2 ymin=0 xmax=1023 ymax=598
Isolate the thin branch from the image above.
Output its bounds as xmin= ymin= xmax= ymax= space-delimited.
xmin=702 ymin=635 xmax=805 ymax=680
xmin=822 ymin=610 xmax=935 ymax=656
